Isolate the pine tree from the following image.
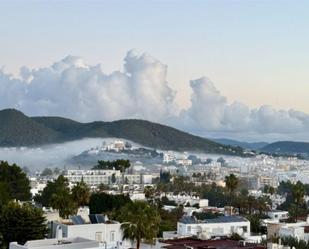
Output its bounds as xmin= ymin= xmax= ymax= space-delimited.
xmin=0 ymin=202 xmax=47 ymax=248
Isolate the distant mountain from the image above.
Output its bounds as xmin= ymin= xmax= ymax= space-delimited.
xmin=260 ymin=141 xmax=309 ymax=154
xmin=0 ymin=109 xmax=245 ymax=156
xmin=213 ymin=138 xmax=269 ymax=150
xmin=214 ymin=138 xmax=309 ymax=155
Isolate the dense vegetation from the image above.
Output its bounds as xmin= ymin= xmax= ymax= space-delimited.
xmin=0 ymin=108 xmax=245 ymax=155
xmin=280 ymin=236 xmax=309 ymax=249
xmin=277 ymin=180 xmax=309 ymax=222
xmin=34 ymin=176 xmax=91 ymax=218
xmin=0 ymin=161 xmax=31 ymax=204
xmin=89 ymin=192 xmax=131 ymax=214
xmin=0 ymin=202 xmax=48 ymax=249
xmin=93 ymin=159 xmax=131 ymax=172
xmin=0 ymin=162 xmax=47 ymax=249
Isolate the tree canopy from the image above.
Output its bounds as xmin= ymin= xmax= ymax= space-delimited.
xmin=0 ymin=161 xmax=31 ymax=203
xmin=117 ymin=201 xmax=161 ymax=249
xmin=34 ymin=175 xmax=69 ymax=207
xmin=71 ymin=180 xmax=91 ymax=207
xmin=34 ymin=175 xmax=83 ymax=219
xmin=92 ymin=160 xmax=131 ymax=172
xmin=89 ymin=192 xmax=131 ymax=214
xmin=225 ymin=174 xmax=239 ymax=194
xmin=0 ymin=202 xmax=47 ymax=249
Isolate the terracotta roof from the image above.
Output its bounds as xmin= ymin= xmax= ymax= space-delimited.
xmin=161 ymin=238 xmax=265 ymax=249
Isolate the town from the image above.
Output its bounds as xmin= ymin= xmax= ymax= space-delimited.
xmin=2 ymin=139 xmax=309 ymax=249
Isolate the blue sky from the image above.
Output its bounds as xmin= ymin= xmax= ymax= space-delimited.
xmin=1 ymin=0 xmax=309 ymax=141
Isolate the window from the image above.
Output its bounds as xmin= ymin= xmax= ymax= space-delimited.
xmin=212 ymin=227 xmax=224 ymax=234
xmin=110 ymin=231 xmax=115 ymax=242
xmin=187 ymin=226 xmax=191 ymax=233
xmin=95 ymin=232 xmax=102 ymax=242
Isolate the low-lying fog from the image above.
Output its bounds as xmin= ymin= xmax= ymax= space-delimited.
xmin=0 ymin=138 xmax=105 ymax=171
xmin=0 ymin=138 xmax=249 ymax=173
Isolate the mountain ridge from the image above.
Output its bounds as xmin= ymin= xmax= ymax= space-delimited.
xmin=260 ymin=141 xmax=309 ymax=154
xmin=0 ymin=109 xmax=245 ymax=156
xmin=213 ymin=138 xmax=269 ymax=150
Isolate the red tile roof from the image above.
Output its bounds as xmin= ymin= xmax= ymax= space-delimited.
xmin=161 ymin=238 xmax=265 ymax=249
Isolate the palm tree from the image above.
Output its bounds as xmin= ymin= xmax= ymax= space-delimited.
xmin=256 ymin=196 xmax=271 ymax=215
xmin=225 ymin=174 xmax=239 ymax=194
xmin=51 ymin=190 xmax=77 ymax=219
xmin=118 ymin=201 xmax=160 ymax=249
xmin=246 ymin=195 xmax=257 ymax=215
xmin=291 ymin=181 xmax=305 ymax=221
xmin=224 ymin=174 xmax=239 ymax=207
xmin=71 ymin=180 xmax=90 ymax=207
xmin=246 ymin=214 xmax=262 ymax=234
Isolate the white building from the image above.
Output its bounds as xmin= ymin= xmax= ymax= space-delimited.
xmin=163 ymin=152 xmax=175 ymax=163
xmin=266 ymin=219 xmax=309 ymax=242
xmin=176 ymin=159 xmax=192 ymax=166
xmin=65 ymin=170 xmax=121 ymax=186
xmin=279 ymin=226 xmax=309 ymax=241
xmin=107 ymin=140 xmax=125 ymax=152
xmin=64 ymin=170 xmax=153 ymax=186
xmin=10 ymin=237 xmax=106 ymax=249
xmin=267 ymin=210 xmax=289 ymax=221
xmin=50 ymin=220 xmax=129 ymax=249
xmin=162 ymin=193 xmax=208 ymax=207
xmin=177 ymin=215 xmax=250 ymax=239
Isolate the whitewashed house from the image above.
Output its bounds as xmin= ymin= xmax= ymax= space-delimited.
xmin=10 ymin=237 xmax=105 ymax=249
xmin=177 ymin=215 xmax=250 ymax=239
xmin=50 ymin=219 xmax=129 ymax=249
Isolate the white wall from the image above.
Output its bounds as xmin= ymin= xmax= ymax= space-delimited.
xmin=177 ymin=220 xmax=250 ymax=239
xmin=51 ymin=222 xmax=129 ymax=249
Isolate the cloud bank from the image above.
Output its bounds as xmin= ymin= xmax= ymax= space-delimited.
xmin=1 ymin=50 xmax=309 ymax=141
xmin=180 ymin=77 xmax=309 ymax=141
xmin=0 ymin=138 xmax=103 ymax=170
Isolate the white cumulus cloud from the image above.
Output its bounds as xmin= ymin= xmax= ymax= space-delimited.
xmin=0 ymin=50 xmax=176 ymax=122
xmin=179 ymin=76 xmax=309 ymax=141
xmin=1 ymin=51 xmax=309 ymax=141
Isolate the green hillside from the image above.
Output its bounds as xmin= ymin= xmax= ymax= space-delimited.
xmin=0 ymin=109 xmax=61 ymax=146
xmin=0 ymin=109 xmax=245 ymax=155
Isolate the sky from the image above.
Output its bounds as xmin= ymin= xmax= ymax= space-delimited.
xmin=1 ymin=0 xmax=309 ymax=142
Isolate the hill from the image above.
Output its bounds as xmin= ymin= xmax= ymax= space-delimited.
xmin=213 ymin=138 xmax=268 ymax=150
xmin=260 ymin=141 xmax=309 ymax=154
xmin=0 ymin=109 xmax=245 ymax=156
xmin=0 ymin=109 xmax=61 ymax=146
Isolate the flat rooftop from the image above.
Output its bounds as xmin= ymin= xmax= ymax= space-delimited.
xmin=179 ymin=216 xmax=248 ymax=224
xmin=10 ymin=237 xmax=103 ymax=249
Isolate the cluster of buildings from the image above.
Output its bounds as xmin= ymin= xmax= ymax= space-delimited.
xmin=163 ymin=152 xmax=192 ymax=166
xmin=175 ymin=154 xmax=309 ymax=191
xmin=21 ymin=142 xmax=309 ymax=249
xmin=87 ymin=140 xmax=131 ymax=155
xmin=64 ymin=169 xmax=153 ymax=187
